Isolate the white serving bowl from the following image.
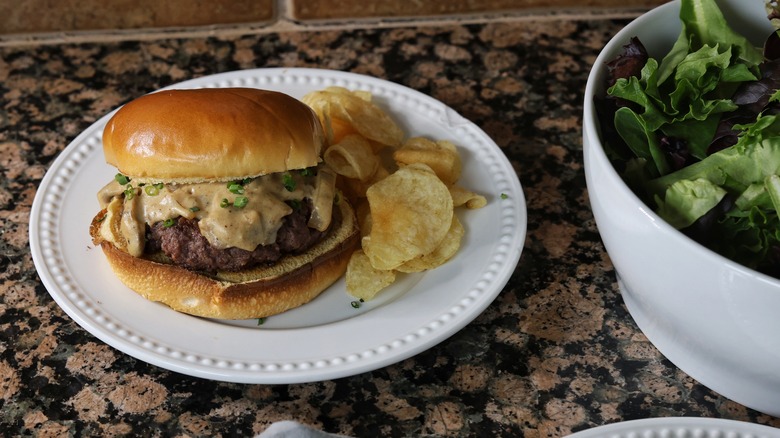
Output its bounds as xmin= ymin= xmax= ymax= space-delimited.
xmin=583 ymin=0 xmax=780 ymax=416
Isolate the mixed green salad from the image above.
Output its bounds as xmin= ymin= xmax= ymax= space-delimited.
xmin=596 ymin=0 xmax=780 ymax=277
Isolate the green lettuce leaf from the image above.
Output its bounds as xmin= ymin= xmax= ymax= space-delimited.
xmin=656 ymin=0 xmax=763 ymax=85
xmin=606 ymin=0 xmax=761 ymax=178
xmin=656 ymin=178 xmax=727 ymax=228
xmin=600 ymin=0 xmax=780 ymax=275
xmin=648 ymin=114 xmax=780 ymax=226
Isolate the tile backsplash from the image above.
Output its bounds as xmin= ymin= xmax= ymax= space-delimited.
xmin=292 ymin=0 xmax=667 ymax=21
xmin=1 ymin=0 xmax=665 ymax=37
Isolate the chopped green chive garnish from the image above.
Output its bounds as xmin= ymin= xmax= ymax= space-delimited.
xmin=233 ymin=196 xmax=249 ymax=208
xmin=350 ymin=300 xmax=361 ymax=309
xmin=115 ymin=173 xmax=131 ymax=185
xmin=299 ymin=167 xmax=315 ymax=177
xmin=123 ymin=185 xmax=135 ymax=200
xmin=242 ymin=177 xmax=253 ymax=185
xmin=257 ymin=318 xmax=266 ymax=326
xmin=500 ymin=193 xmax=509 ymax=199
xmin=163 ymin=218 xmax=176 ymax=227
xmin=220 ymin=196 xmax=248 ymax=208
xmin=189 ymin=206 xmax=200 ymax=212
xmin=227 ymin=182 xmax=245 ymax=195
xmin=282 ymin=173 xmax=296 ymax=192
xmin=144 ymin=183 xmax=164 ymax=196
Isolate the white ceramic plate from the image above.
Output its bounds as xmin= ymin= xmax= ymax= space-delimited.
xmin=566 ymin=418 xmax=780 ymax=438
xmin=29 ymin=68 xmax=526 ymax=383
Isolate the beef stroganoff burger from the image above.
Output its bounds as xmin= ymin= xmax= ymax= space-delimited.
xmin=89 ymin=88 xmax=360 ymax=319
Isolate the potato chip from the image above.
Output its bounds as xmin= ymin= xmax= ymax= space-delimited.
xmin=449 ymin=185 xmax=487 ymax=209
xmin=339 ymin=163 xmax=391 ymax=201
xmin=354 ymin=199 xmax=373 ymax=238
xmin=325 ymin=86 xmax=372 ymax=102
xmin=346 ymin=250 xmax=396 ymax=301
xmin=325 ymin=116 xmax=356 ymax=145
xmin=396 ymin=215 xmax=464 ymax=273
xmin=302 ymin=87 xmax=404 ymax=147
xmin=362 ymin=163 xmax=453 ymax=270
xmin=299 ymin=86 xmax=491 ymax=302
xmin=324 ymin=134 xmax=379 ymax=181
xmin=393 ymin=137 xmax=462 ymax=186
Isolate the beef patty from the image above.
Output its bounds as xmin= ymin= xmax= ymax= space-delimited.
xmin=146 ymin=200 xmax=327 ymax=272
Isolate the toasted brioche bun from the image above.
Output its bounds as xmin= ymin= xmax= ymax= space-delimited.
xmin=90 ymin=199 xmax=360 ymax=319
xmin=102 ymin=88 xmax=325 ymax=183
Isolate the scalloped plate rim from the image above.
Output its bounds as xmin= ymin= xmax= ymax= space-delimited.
xmin=566 ymin=417 xmax=780 ymax=438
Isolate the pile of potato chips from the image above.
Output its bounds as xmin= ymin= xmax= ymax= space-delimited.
xmin=302 ymin=87 xmax=486 ymax=301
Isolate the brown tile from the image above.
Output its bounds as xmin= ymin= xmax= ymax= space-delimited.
xmin=291 ymin=0 xmax=667 ymax=20
xmin=0 ymin=0 xmax=274 ymax=35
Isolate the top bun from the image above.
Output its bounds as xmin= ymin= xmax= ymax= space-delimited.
xmin=102 ymin=88 xmax=325 ymax=183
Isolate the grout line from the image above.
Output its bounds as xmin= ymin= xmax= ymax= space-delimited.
xmin=0 ymin=7 xmax=646 ymax=48
xmin=278 ymin=0 xmax=292 ymax=21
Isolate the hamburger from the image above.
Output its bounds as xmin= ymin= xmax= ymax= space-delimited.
xmin=89 ymin=88 xmax=360 ymax=320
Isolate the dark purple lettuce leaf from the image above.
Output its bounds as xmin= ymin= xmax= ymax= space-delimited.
xmin=764 ymin=30 xmax=780 ymax=60
xmin=594 ymin=95 xmax=633 ymax=161
xmin=606 ymin=37 xmax=648 ymax=87
xmin=708 ymin=56 xmax=780 ymax=154
xmin=731 ymin=59 xmax=780 ymax=111
xmin=707 ymin=112 xmax=752 ymax=154
xmin=682 ymin=192 xmax=736 ymax=245
xmin=595 ymin=37 xmax=651 ymax=162
xmin=659 ymin=135 xmax=693 ymax=170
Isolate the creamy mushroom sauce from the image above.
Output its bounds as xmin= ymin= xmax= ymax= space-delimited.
xmin=97 ymin=167 xmax=336 ymax=256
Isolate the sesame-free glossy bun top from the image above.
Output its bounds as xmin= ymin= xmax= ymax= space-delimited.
xmin=102 ymin=88 xmax=325 ymax=183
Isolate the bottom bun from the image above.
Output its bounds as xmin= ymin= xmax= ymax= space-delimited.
xmin=90 ymin=199 xmax=360 ymax=319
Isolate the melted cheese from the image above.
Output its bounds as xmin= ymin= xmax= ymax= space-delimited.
xmin=97 ymin=167 xmax=336 ymax=252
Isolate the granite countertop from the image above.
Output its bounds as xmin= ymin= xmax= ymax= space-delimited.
xmin=2 ymin=17 xmax=779 ymax=437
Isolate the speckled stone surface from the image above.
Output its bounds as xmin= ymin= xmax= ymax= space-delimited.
xmin=2 ymin=19 xmax=780 ymax=437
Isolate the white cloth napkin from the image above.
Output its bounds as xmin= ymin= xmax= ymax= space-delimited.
xmin=256 ymin=421 xmax=353 ymax=438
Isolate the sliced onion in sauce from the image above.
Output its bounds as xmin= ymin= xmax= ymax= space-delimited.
xmin=308 ymin=165 xmax=336 ymax=232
